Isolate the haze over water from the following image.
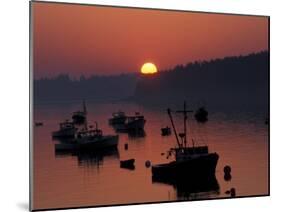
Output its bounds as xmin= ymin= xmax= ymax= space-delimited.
xmin=33 ymin=101 xmax=268 ymax=210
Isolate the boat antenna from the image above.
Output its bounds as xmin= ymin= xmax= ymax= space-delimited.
xmin=83 ymin=100 xmax=88 ymax=130
xmin=83 ymin=100 xmax=87 ymax=115
xmin=167 ymin=108 xmax=180 ymax=147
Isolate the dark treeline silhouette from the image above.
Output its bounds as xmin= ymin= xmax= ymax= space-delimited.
xmin=34 ymin=51 xmax=269 ymax=110
xmin=34 ymin=73 xmax=137 ymax=103
xmin=134 ymin=51 xmax=269 ymax=110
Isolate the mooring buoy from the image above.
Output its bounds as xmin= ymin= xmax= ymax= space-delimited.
xmin=145 ymin=160 xmax=151 ymax=168
xmin=224 ymin=165 xmax=231 ymax=174
xmin=230 ymin=188 xmax=236 ymax=197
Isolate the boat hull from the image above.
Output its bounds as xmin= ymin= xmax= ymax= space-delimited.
xmin=120 ymin=159 xmax=135 ymax=170
xmin=152 ymin=153 xmax=219 ymax=180
xmin=109 ymin=117 xmax=127 ymax=125
xmin=52 ymin=129 xmax=76 ymax=138
xmin=55 ymin=135 xmax=119 ymax=151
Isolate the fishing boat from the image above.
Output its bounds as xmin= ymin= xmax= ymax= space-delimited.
xmin=72 ymin=101 xmax=87 ymax=124
xmin=52 ymin=120 xmax=77 ymax=138
xmin=55 ymin=129 xmax=118 ymax=151
xmin=152 ymin=102 xmax=219 ymax=180
xmin=120 ymin=158 xmax=135 ymax=170
xmin=55 ymin=103 xmax=119 ymax=151
xmin=109 ymin=111 xmax=127 ymax=125
xmin=35 ymin=122 xmax=43 ymax=127
xmin=111 ymin=112 xmax=146 ymax=133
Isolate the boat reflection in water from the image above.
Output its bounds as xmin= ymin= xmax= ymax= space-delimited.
xmin=128 ymin=129 xmax=146 ymax=138
xmin=55 ymin=142 xmax=119 ymax=168
xmin=152 ymin=174 xmax=220 ymax=199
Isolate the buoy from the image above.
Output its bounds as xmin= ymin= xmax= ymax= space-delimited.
xmin=230 ymin=188 xmax=236 ymax=197
xmin=145 ymin=160 xmax=151 ymax=168
xmin=224 ymin=165 xmax=231 ymax=174
xmin=124 ymin=143 xmax=128 ymax=150
xmin=224 ymin=173 xmax=232 ymax=181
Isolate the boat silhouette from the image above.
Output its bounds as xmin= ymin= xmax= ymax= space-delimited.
xmin=52 ymin=120 xmax=77 ymax=139
xmin=161 ymin=126 xmax=171 ymax=136
xmin=55 ymin=123 xmax=118 ymax=151
xmin=110 ymin=112 xmax=146 ymax=134
xmin=152 ymin=102 xmax=219 ymax=180
xmin=54 ymin=102 xmax=119 ymax=151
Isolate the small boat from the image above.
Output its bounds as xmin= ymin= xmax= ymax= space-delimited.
xmin=109 ymin=111 xmax=127 ymax=125
xmin=111 ymin=112 xmax=146 ymax=133
xmin=35 ymin=122 xmax=43 ymax=127
xmin=126 ymin=112 xmax=146 ymax=131
xmin=72 ymin=101 xmax=87 ymax=124
xmin=120 ymin=159 xmax=135 ymax=170
xmin=194 ymin=107 xmax=208 ymax=123
xmin=152 ymin=102 xmax=219 ymax=180
xmin=265 ymin=117 xmax=269 ymax=125
xmin=161 ymin=126 xmax=171 ymax=136
xmin=52 ymin=120 xmax=77 ymax=138
xmin=55 ymin=128 xmax=118 ymax=151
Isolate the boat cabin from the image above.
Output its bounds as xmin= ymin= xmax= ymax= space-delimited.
xmin=77 ymin=129 xmax=103 ymax=138
xmin=112 ymin=111 xmax=126 ymax=118
xmin=59 ymin=121 xmax=75 ymax=130
xmin=175 ymin=146 xmax=209 ymax=161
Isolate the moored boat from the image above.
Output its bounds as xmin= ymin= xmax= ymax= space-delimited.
xmin=35 ymin=122 xmax=43 ymax=127
xmin=55 ymin=128 xmax=118 ymax=151
xmin=152 ymin=102 xmax=219 ymax=180
xmin=52 ymin=120 xmax=77 ymax=138
xmin=161 ymin=126 xmax=171 ymax=136
xmin=109 ymin=111 xmax=127 ymax=125
xmin=110 ymin=112 xmax=146 ymax=133
xmin=120 ymin=158 xmax=135 ymax=170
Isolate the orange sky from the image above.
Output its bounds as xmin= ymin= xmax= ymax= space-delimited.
xmin=32 ymin=2 xmax=268 ymax=79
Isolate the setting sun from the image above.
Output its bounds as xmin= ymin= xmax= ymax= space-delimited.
xmin=141 ymin=63 xmax=158 ymax=74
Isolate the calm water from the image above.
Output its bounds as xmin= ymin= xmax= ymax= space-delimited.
xmin=33 ymin=101 xmax=268 ymax=210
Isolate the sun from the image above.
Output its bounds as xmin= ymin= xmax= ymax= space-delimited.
xmin=141 ymin=62 xmax=158 ymax=74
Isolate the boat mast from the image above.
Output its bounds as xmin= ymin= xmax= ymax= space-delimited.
xmin=83 ymin=100 xmax=88 ymax=130
xmin=176 ymin=101 xmax=193 ymax=149
xmin=167 ymin=108 xmax=180 ymax=147
xmin=184 ymin=102 xmax=187 ymax=148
